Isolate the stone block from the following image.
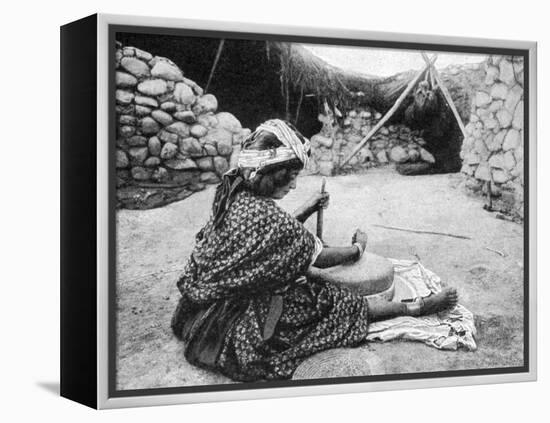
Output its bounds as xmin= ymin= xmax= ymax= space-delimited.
xmin=504 ymin=84 xmax=523 ymax=113
xmin=490 ymin=83 xmax=508 ymax=100
xmin=116 ymin=150 xmax=129 ymax=168
xmin=496 ymin=109 xmax=513 ymax=128
xmin=128 ymin=147 xmax=149 ymax=165
xmin=116 ymin=71 xmax=138 ymax=88
xmin=165 ymin=122 xmax=190 ymax=137
xmin=512 ymin=101 xmax=523 ymax=130
xmin=137 ymin=79 xmax=168 ymax=96
xmin=135 ymin=96 xmax=158 ymax=108
xmin=139 ymin=117 xmax=160 ymax=135
xmin=148 ymin=136 xmax=162 ymax=156
xmin=151 ymin=60 xmax=184 ymax=81
xmin=160 ymin=142 xmax=178 ymax=159
xmin=179 ymin=137 xmax=204 ymax=157
xmin=216 ymin=112 xmax=242 ymax=133
xmin=475 ymin=91 xmax=491 ymax=108
xmin=503 ymin=129 xmax=521 ymax=151
xmin=120 ymin=57 xmax=150 ymax=78
xmin=499 ymin=59 xmax=515 ymax=86
xmin=116 ymin=90 xmax=134 ymax=105
xmin=127 ymin=135 xmax=147 ymax=147
xmin=131 ymin=166 xmax=152 ymax=181
xmin=174 ymin=82 xmax=195 ymax=105
xmin=165 ymin=158 xmax=198 ymax=170
xmin=151 ymin=110 xmax=174 ymax=126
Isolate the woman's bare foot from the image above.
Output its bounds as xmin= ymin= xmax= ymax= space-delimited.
xmin=407 ymin=288 xmax=458 ymax=316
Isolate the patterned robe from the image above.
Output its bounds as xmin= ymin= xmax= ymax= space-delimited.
xmin=171 ymin=190 xmax=370 ymax=381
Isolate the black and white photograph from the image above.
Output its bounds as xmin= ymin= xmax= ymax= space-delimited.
xmin=111 ymin=27 xmax=529 ymax=395
xmin=4 ymin=0 xmax=550 ymax=417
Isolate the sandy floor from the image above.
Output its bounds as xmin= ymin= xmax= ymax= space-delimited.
xmin=115 ymin=168 xmax=525 ymax=390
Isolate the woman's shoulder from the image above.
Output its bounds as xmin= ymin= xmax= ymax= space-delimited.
xmin=232 ymin=190 xmax=277 ymax=212
xmin=227 ymin=190 xmax=295 ymax=227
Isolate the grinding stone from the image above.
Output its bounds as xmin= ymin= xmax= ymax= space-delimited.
xmin=319 ymin=252 xmax=395 ymax=297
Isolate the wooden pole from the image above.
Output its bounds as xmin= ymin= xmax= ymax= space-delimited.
xmin=294 ymin=85 xmax=304 ymax=125
xmin=432 ymin=69 xmax=467 ymax=138
xmin=429 ymin=66 xmax=436 ymax=89
xmin=339 ymin=56 xmax=437 ymax=168
xmin=204 ymin=39 xmax=225 ymax=94
xmin=421 ymin=52 xmax=467 ymax=138
xmin=372 ymin=224 xmax=471 ymax=240
xmin=316 ymin=178 xmax=327 ymax=239
xmin=285 ymin=44 xmax=292 ymax=121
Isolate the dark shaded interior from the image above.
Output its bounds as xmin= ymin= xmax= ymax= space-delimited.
xmin=391 ymin=88 xmax=463 ymax=174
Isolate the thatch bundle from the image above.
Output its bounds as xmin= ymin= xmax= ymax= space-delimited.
xmin=267 ymin=42 xmax=381 ymax=110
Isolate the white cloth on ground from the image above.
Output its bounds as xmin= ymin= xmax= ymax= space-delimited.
xmin=366 ymin=259 xmax=477 ymax=351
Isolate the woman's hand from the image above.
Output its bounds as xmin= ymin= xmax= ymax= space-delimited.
xmin=293 ymin=191 xmax=329 ymax=223
xmin=304 ymin=191 xmax=330 ymax=214
xmin=351 ymin=229 xmax=368 ymax=250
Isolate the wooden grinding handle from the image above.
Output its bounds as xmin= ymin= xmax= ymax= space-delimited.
xmin=316 ymin=178 xmax=327 ymax=239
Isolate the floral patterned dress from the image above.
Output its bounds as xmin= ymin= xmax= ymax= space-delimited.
xmin=171 ymin=190 xmax=370 ymax=381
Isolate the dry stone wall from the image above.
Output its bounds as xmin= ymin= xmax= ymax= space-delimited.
xmin=460 ymin=55 xmax=524 ymax=219
xmin=308 ymin=107 xmax=435 ymax=176
xmin=115 ymin=43 xmax=250 ymax=207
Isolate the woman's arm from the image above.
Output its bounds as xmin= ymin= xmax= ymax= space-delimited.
xmin=311 ymin=229 xmax=369 ymax=268
xmin=293 ymin=192 xmax=330 ymax=223
xmin=312 ymin=246 xmax=360 ymax=268
xmin=293 ymin=203 xmax=313 ymax=224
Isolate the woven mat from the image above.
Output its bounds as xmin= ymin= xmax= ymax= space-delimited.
xmin=292 ymin=348 xmax=385 ymax=380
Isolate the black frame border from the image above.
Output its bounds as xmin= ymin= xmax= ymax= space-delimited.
xmin=60 ymin=14 xmax=98 ymax=409
xmin=107 ymin=23 xmax=530 ymax=399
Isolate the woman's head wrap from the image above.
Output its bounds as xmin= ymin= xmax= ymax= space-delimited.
xmin=211 ymin=119 xmax=309 ymax=228
xmin=238 ymin=119 xmax=310 ymax=178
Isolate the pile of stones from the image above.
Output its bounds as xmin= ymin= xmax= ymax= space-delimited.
xmin=115 ymin=43 xmax=250 ymax=208
xmin=308 ymin=107 xmax=435 ymax=176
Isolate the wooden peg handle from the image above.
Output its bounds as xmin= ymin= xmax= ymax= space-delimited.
xmin=316 ymin=178 xmax=327 ymax=239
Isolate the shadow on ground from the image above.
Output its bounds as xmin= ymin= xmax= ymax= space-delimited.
xmin=115 ymin=168 xmax=524 ymax=390
xmin=36 ymin=382 xmax=60 ymax=396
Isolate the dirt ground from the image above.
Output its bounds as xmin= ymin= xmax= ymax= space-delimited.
xmin=115 ymin=168 xmax=525 ymax=390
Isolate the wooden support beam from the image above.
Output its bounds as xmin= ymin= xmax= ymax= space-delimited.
xmin=294 ymin=85 xmax=304 ymax=125
xmin=205 ymin=39 xmax=225 ymax=94
xmin=421 ymin=52 xmax=467 ymax=138
xmin=339 ymin=56 xmax=437 ymax=168
xmin=433 ymin=69 xmax=467 ymax=138
xmin=429 ymin=66 xmax=436 ymax=89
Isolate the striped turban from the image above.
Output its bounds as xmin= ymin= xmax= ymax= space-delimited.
xmin=238 ymin=119 xmax=310 ymax=178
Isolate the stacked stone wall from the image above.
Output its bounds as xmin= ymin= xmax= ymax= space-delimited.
xmin=114 ymin=43 xmax=250 ymax=207
xmin=460 ymin=55 xmax=524 ymax=219
xmin=308 ymin=107 xmax=435 ymax=176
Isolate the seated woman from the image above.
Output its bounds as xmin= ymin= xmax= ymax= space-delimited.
xmin=171 ymin=119 xmax=458 ymax=382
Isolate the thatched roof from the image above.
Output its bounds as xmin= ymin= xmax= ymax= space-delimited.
xmin=266 ymin=42 xmax=450 ymax=115
xmin=266 ymin=42 xmax=382 ymax=107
